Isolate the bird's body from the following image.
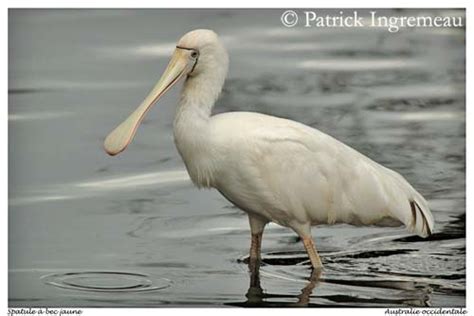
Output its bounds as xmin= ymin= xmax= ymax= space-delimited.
xmin=104 ymin=29 xmax=434 ymax=270
xmin=175 ymin=109 xmax=432 ymax=237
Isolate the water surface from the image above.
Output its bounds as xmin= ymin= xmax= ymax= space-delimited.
xmin=9 ymin=9 xmax=465 ymax=307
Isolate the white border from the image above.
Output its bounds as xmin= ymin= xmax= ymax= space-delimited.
xmin=3 ymin=0 xmax=471 ymax=8
xmin=3 ymin=1 xmax=470 ymax=315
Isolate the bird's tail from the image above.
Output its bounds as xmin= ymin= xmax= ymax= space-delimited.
xmin=408 ymin=193 xmax=434 ymax=238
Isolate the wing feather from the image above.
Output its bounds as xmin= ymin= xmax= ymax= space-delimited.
xmin=210 ymin=112 xmax=434 ymax=236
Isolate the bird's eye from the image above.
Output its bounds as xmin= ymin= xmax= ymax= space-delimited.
xmin=191 ymin=51 xmax=198 ymax=59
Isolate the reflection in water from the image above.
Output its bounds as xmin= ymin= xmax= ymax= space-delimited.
xmin=230 ymin=263 xmax=431 ymax=307
xmin=229 ymin=212 xmax=464 ymax=307
xmin=9 ymin=169 xmax=191 ymax=206
xmin=228 ymin=264 xmax=322 ymax=307
xmin=229 ymin=259 xmax=433 ymax=307
xmin=9 ymin=111 xmax=74 ymax=122
xmin=299 ymin=58 xmax=423 ymax=71
xmin=98 ymin=42 xmax=176 ymax=59
xmin=77 ymin=170 xmax=190 ymax=190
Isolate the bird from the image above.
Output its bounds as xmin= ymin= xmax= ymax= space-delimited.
xmin=103 ymin=29 xmax=434 ymax=271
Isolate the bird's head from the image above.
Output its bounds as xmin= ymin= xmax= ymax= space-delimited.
xmin=177 ymin=29 xmax=228 ymax=78
xmin=103 ymin=29 xmax=228 ymax=156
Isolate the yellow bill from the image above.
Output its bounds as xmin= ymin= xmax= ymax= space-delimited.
xmin=104 ymin=48 xmax=195 ymax=156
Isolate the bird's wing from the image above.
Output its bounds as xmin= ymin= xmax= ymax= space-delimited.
xmin=211 ymin=112 xmax=434 ymax=236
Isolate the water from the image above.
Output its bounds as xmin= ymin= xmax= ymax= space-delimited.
xmin=8 ymin=9 xmax=465 ymax=307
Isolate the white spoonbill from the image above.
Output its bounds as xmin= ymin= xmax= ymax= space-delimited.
xmin=104 ymin=29 xmax=434 ymax=270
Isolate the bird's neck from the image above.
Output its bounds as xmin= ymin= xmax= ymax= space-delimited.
xmin=174 ymin=72 xmax=224 ymax=133
xmin=172 ymin=73 xmax=225 ymax=188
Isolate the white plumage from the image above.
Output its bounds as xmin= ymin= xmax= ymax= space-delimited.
xmin=105 ymin=29 xmax=434 ymax=270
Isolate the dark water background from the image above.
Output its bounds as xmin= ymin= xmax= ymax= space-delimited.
xmin=9 ymin=9 xmax=465 ymax=307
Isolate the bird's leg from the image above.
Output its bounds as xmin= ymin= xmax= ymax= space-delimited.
xmin=292 ymin=223 xmax=324 ymax=270
xmin=250 ymin=233 xmax=262 ymax=262
xmin=302 ymin=236 xmax=323 ymax=270
xmin=249 ymin=232 xmax=262 ymax=287
xmin=248 ymin=214 xmax=267 ymax=276
xmin=245 ymin=257 xmax=264 ymax=304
